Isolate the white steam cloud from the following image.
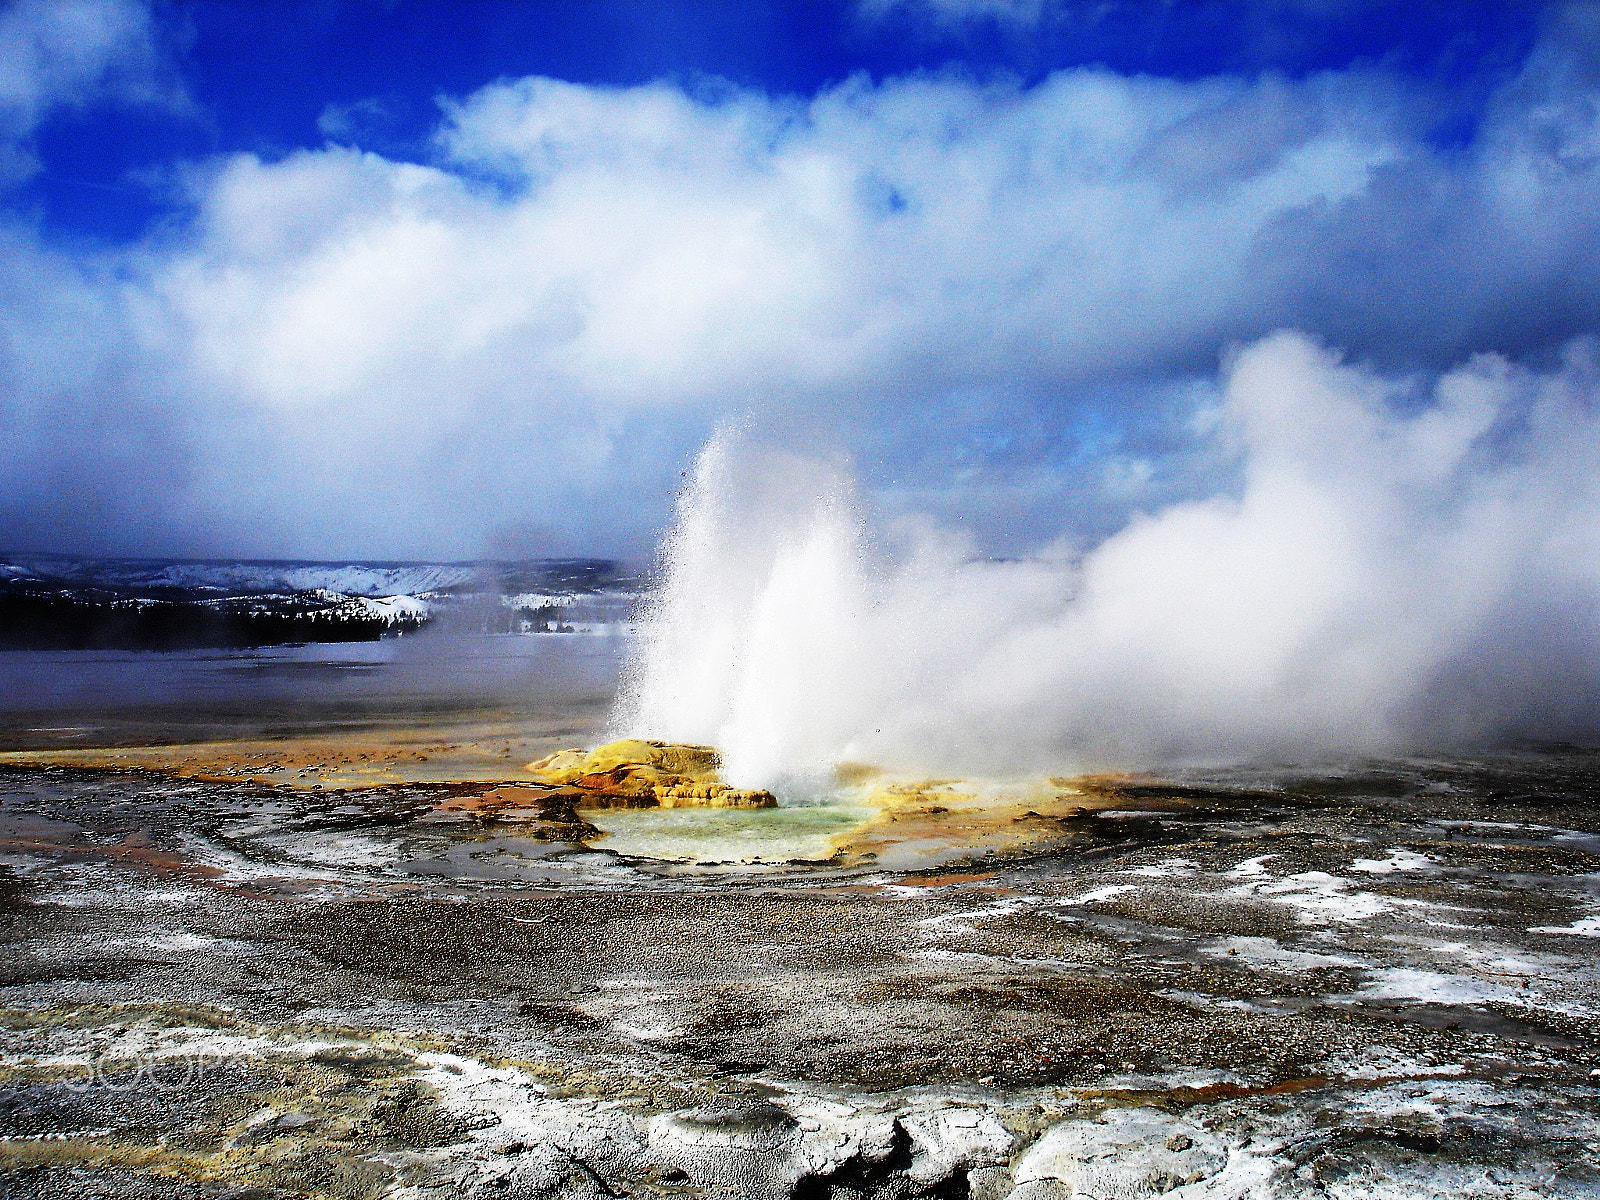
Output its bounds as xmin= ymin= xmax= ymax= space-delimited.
xmin=616 ymin=332 xmax=1600 ymax=785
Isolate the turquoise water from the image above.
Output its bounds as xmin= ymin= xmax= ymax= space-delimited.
xmin=584 ymin=801 xmax=876 ymax=863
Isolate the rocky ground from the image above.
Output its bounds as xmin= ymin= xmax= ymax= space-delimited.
xmin=0 ymin=743 xmax=1598 ymax=1198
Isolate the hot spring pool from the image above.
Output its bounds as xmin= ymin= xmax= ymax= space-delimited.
xmin=583 ymin=800 xmax=877 ymax=863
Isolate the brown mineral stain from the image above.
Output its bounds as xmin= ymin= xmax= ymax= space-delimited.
xmin=898 ymin=871 xmax=999 ymax=888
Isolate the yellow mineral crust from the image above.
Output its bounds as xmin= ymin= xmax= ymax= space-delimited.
xmin=527 ymin=739 xmax=777 ymax=809
xmin=822 ymin=774 xmax=1123 ymax=870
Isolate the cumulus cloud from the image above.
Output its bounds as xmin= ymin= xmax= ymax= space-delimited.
xmin=0 ymin=6 xmax=1598 ymax=558
xmin=0 ymin=0 xmax=181 ymax=184
xmin=617 ymin=332 xmax=1600 ymax=784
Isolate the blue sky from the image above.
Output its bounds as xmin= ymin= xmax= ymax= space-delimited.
xmin=0 ymin=0 xmax=1595 ymax=561
xmin=23 ymin=1 xmax=1546 ymax=242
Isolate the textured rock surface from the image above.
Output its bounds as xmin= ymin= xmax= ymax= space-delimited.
xmin=432 ymin=783 xmax=600 ymax=839
xmin=3 ymin=750 xmax=1600 ymax=1198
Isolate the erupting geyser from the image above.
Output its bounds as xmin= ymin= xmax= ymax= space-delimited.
xmin=615 ymin=332 xmax=1600 ymax=790
xmin=611 ymin=434 xmax=888 ymax=790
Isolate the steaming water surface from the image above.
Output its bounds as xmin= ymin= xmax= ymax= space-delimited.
xmin=585 ymin=799 xmax=877 ymax=864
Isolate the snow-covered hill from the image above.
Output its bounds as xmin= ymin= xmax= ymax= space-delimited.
xmin=0 ymin=554 xmax=641 ymax=649
xmin=0 ymin=555 xmax=478 ymax=596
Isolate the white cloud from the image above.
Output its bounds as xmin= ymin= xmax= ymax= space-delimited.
xmin=0 ymin=0 xmax=181 ymax=183
xmin=1 ymin=12 xmax=1598 ymax=560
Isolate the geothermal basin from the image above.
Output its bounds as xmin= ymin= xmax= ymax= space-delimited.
xmin=0 ymin=653 xmax=1596 ymax=1198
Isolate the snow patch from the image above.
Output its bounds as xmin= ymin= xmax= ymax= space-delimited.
xmin=1232 ymin=869 xmax=1396 ymax=924
xmin=1351 ymin=848 xmax=1434 ymax=874
xmin=1356 ymin=967 xmax=1520 ymax=1005
xmin=1529 ymin=915 xmax=1600 ymax=938
xmin=1056 ymin=884 xmax=1140 ymax=906
xmin=1202 ymin=936 xmax=1365 ymax=971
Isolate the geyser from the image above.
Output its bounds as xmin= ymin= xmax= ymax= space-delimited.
xmin=614 ymin=331 xmax=1600 ymax=789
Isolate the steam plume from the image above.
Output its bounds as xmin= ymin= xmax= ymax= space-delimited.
xmin=614 ymin=331 xmax=1600 ymax=788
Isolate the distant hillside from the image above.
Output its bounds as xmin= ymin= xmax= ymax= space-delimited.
xmin=0 ymin=554 xmax=641 ymax=650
